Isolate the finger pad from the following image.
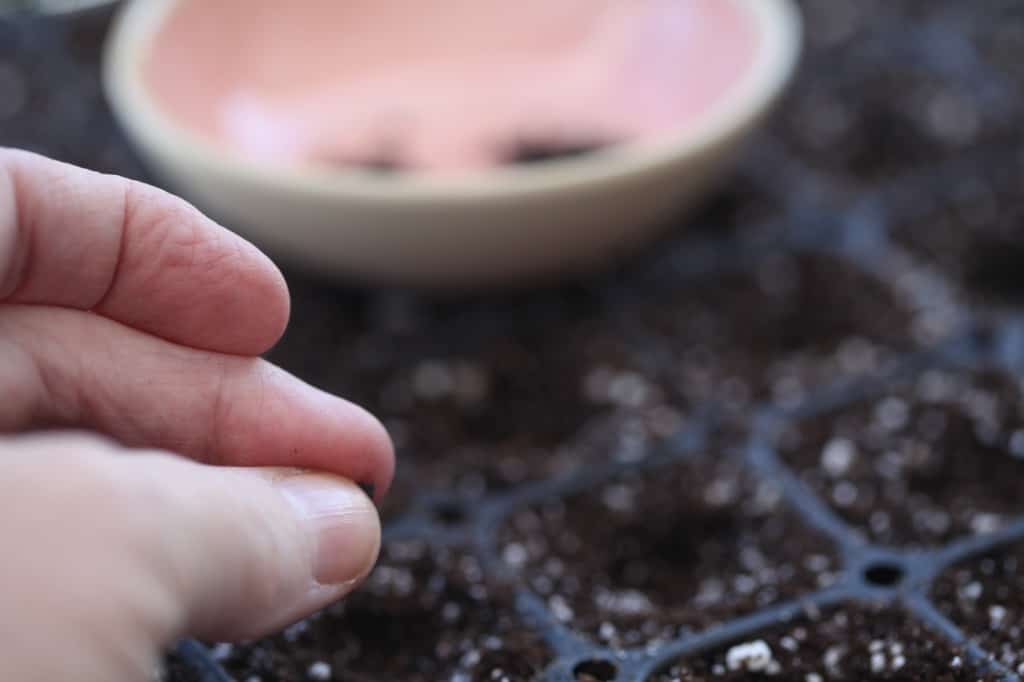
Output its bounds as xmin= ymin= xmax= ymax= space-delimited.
xmin=214 ymin=364 xmax=395 ymax=495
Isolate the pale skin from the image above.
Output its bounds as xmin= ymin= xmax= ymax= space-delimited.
xmin=0 ymin=149 xmax=395 ymax=681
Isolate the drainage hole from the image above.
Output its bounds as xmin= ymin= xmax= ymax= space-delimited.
xmin=864 ymin=561 xmax=905 ymax=587
xmin=573 ymin=659 xmax=617 ymax=682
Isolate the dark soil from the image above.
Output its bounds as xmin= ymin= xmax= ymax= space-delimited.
xmin=781 ymin=69 xmax=1018 ymax=188
xmin=217 ymin=542 xmax=551 ymax=682
xmin=271 ymin=249 xmax=915 ymax=523
xmin=778 ymin=1 xmax=1021 ymax=188
xmin=779 ymin=368 xmax=1024 ymax=547
xmin=933 ymin=542 xmax=1024 ymax=675
xmin=686 ymin=162 xmax=785 ymax=236
xmin=653 ymin=603 xmax=986 ymax=681
xmin=0 ymin=7 xmax=148 ymax=179
xmin=611 ymin=252 xmax=914 ymax=416
xmin=158 ymin=651 xmax=204 ymax=682
xmin=501 ymin=140 xmax=611 ymax=165
xmin=331 ymin=138 xmax=613 ymax=171
xmin=352 ymin=156 xmax=404 ymax=174
xmin=889 ymin=150 xmax=1024 ymax=306
xmin=931 ymin=2 xmax=1024 ymax=95
xmin=499 ymin=454 xmax=839 ymax=649
xmin=268 ymin=281 xmax=669 ymax=521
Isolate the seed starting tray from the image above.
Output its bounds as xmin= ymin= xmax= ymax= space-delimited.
xmin=5 ymin=2 xmax=1024 ymax=681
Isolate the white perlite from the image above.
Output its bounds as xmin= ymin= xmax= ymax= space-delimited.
xmin=1010 ymin=430 xmax=1024 ymax=459
xmin=307 ymin=661 xmax=332 ymax=681
xmin=725 ymin=640 xmax=774 ymax=672
xmin=823 ymin=645 xmax=845 ymax=675
xmin=501 ymin=543 xmax=527 ymax=567
xmin=595 ymin=588 xmax=654 ymax=616
xmin=870 ymin=652 xmax=886 ymax=674
xmin=960 ymin=581 xmax=983 ymax=601
xmin=863 ymin=641 xmax=908 ymax=675
xmin=821 ymin=438 xmax=856 ymax=477
xmin=971 ymin=513 xmax=1002 ymax=535
xmin=989 ymin=604 xmax=1008 ymax=628
xmin=876 ymin=397 xmax=909 ymax=431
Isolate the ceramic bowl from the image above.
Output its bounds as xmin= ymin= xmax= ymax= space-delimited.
xmin=103 ymin=0 xmax=801 ymax=288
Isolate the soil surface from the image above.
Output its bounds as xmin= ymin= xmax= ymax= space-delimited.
xmin=216 ymin=542 xmax=551 ymax=682
xmin=158 ymin=652 xmax=204 ymax=682
xmin=972 ymin=18 xmax=1024 ymax=104
xmin=0 ymin=7 xmax=147 ymax=177
xmin=271 ymin=248 xmax=914 ymax=524
xmin=609 ymin=252 xmax=914 ymax=417
xmin=269 ymin=279 xmax=657 ymax=522
xmin=779 ymin=368 xmax=1024 ymax=547
xmin=779 ymin=1 xmax=1022 ymax=189
xmin=499 ymin=454 xmax=839 ymax=649
xmin=653 ymin=603 xmax=987 ymax=681
xmin=889 ymin=150 xmax=1024 ymax=306
xmin=686 ymin=160 xmax=786 ymax=236
xmin=933 ymin=542 xmax=1024 ymax=675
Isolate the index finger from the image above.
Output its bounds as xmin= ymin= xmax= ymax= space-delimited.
xmin=0 ymin=149 xmax=289 ymax=355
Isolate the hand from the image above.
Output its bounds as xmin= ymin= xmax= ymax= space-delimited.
xmin=0 ymin=150 xmax=394 ymax=681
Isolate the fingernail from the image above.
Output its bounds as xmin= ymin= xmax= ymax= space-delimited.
xmin=276 ymin=475 xmax=381 ymax=586
xmin=358 ymin=482 xmax=376 ymax=503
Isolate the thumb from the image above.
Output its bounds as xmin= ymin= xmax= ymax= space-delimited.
xmin=0 ymin=432 xmax=380 ymax=682
xmin=127 ymin=455 xmax=382 ymax=642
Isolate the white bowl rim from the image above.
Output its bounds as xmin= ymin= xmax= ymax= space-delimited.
xmin=103 ymin=0 xmax=802 ymax=202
